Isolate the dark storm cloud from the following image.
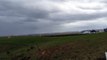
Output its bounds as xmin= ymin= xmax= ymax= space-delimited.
xmin=0 ymin=2 xmax=49 ymax=19
xmin=0 ymin=0 xmax=107 ymax=36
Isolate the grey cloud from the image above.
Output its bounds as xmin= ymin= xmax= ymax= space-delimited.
xmin=0 ymin=0 xmax=51 ymax=21
xmin=0 ymin=0 xmax=107 ymax=36
xmin=48 ymin=11 xmax=107 ymax=23
xmin=2 ymin=0 xmax=106 ymax=23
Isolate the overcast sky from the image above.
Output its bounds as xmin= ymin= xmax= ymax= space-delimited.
xmin=0 ymin=0 xmax=107 ymax=36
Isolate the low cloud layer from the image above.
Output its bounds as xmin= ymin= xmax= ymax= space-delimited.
xmin=0 ymin=0 xmax=107 ymax=36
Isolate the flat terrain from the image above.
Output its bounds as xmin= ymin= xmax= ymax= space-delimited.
xmin=0 ymin=32 xmax=107 ymax=60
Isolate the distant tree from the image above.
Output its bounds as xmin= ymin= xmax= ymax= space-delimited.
xmin=104 ymin=28 xmax=107 ymax=32
xmin=90 ymin=30 xmax=96 ymax=33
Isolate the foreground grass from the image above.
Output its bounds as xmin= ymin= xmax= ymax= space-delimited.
xmin=0 ymin=32 xmax=107 ymax=60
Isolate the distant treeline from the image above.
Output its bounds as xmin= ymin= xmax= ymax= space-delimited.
xmin=35 ymin=28 xmax=107 ymax=37
xmin=42 ymin=33 xmax=84 ymax=37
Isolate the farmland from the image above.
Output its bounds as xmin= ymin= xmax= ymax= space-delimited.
xmin=0 ymin=32 xmax=107 ymax=60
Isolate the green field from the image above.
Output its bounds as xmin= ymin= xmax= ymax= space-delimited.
xmin=0 ymin=32 xmax=107 ymax=60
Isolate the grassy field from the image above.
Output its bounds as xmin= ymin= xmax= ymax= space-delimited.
xmin=0 ymin=32 xmax=107 ymax=60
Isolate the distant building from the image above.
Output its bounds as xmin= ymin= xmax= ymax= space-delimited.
xmin=81 ymin=30 xmax=91 ymax=34
xmin=81 ymin=29 xmax=105 ymax=34
xmin=7 ymin=36 xmax=11 ymax=38
xmin=96 ymin=29 xmax=104 ymax=33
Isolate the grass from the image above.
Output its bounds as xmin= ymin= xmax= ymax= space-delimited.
xmin=0 ymin=32 xmax=107 ymax=60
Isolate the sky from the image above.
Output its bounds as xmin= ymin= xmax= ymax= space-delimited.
xmin=0 ymin=0 xmax=107 ymax=36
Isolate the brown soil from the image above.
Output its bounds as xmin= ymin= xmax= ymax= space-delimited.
xmin=35 ymin=41 xmax=106 ymax=60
